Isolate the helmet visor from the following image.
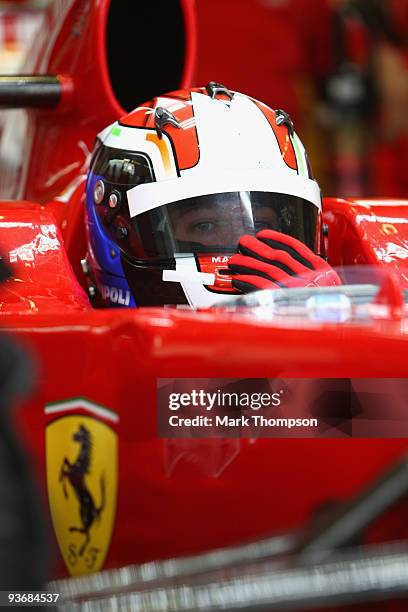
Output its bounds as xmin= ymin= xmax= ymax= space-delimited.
xmin=130 ymin=191 xmax=318 ymax=260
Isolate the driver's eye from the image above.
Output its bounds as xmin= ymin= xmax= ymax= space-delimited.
xmin=192 ymin=221 xmax=215 ymax=233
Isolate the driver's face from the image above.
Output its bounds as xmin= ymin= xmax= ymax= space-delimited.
xmin=169 ymin=201 xmax=279 ymax=247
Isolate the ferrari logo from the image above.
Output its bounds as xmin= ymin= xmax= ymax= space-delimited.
xmin=45 ymin=408 xmax=118 ymax=576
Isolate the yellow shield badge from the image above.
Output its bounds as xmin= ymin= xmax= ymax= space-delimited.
xmin=45 ymin=399 xmax=118 ymax=576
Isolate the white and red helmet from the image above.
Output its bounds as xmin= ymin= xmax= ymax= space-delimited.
xmin=84 ymin=84 xmax=322 ymax=308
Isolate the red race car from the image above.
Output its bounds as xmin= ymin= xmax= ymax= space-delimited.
xmin=0 ymin=2 xmax=408 ymax=610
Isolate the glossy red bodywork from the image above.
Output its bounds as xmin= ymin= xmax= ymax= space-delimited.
xmin=2 ymin=195 xmax=408 ymax=580
xmin=325 ymin=197 xmax=408 ymax=276
xmin=0 ymin=1 xmax=408 ymax=597
xmin=0 ymin=0 xmax=197 ymax=203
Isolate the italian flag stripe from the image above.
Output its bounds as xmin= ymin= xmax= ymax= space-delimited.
xmin=291 ymin=133 xmax=308 ymax=177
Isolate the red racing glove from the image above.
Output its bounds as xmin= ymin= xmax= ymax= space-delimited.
xmin=228 ymin=230 xmax=341 ymax=293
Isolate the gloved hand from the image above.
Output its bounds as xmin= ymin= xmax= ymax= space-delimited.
xmin=228 ymin=229 xmax=341 ymax=292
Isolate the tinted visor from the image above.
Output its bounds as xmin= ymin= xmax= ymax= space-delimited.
xmin=131 ymin=192 xmax=318 ymax=260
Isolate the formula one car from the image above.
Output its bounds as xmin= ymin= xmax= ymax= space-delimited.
xmin=1 ymin=2 xmax=408 ymax=609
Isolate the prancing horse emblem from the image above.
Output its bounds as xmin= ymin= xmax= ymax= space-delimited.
xmin=46 ymin=406 xmax=118 ymax=576
xmin=59 ymin=424 xmax=106 ymax=556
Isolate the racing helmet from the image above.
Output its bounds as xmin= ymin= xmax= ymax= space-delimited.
xmin=84 ymin=83 xmax=322 ymax=308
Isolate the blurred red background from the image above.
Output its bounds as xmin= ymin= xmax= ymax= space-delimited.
xmin=195 ymin=0 xmax=408 ymax=199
